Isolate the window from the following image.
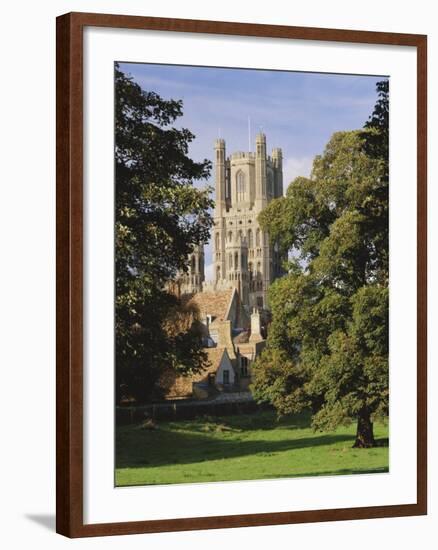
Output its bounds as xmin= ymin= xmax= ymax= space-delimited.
xmin=216 ymin=266 xmax=221 ymax=281
xmin=247 ymin=229 xmax=253 ymax=248
xmin=257 ymin=296 xmax=264 ymax=308
xmin=240 ymin=356 xmax=249 ymax=377
xmin=215 ymin=232 xmax=220 ymax=251
xmin=223 ymin=370 xmax=230 ymax=385
xmin=191 ymin=255 xmax=196 ymax=272
xmin=234 ymin=252 xmax=238 ymax=271
xmin=228 ymin=231 xmax=233 ymax=243
xmin=228 ymin=253 xmax=233 ymax=269
xmin=236 ymin=171 xmax=245 ymax=202
xmin=256 ymin=228 xmax=260 ymax=247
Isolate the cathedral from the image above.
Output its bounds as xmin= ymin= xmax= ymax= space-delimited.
xmin=181 ymin=133 xmax=284 ymax=311
xmin=164 ymin=133 xmax=284 ymax=400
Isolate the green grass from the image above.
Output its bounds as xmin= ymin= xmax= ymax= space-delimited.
xmin=116 ymin=410 xmax=389 ymax=486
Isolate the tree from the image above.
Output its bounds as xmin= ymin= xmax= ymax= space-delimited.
xmin=115 ymin=64 xmax=214 ymax=403
xmin=252 ymin=81 xmax=389 ymax=447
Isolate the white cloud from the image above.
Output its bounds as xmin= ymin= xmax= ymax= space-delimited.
xmin=204 ymin=262 xmax=214 ymax=283
xmin=283 ymin=156 xmax=314 ymax=192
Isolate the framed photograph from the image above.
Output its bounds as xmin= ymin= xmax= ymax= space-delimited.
xmin=56 ymin=12 xmax=427 ymax=537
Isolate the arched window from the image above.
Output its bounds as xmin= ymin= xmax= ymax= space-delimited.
xmin=256 ymin=228 xmax=260 ymax=247
xmin=234 ymin=252 xmax=239 ymax=271
xmin=191 ymin=255 xmax=196 ymax=272
xmin=247 ymin=229 xmax=253 ymax=248
xmin=228 ymin=253 xmax=232 ymax=269
xmin=238 ymin=229 xmax=243 ymax=243
xmin=236 ymin=171 xmax=245 ymax=202
xmin=228 ymin=231 xmax=233 ymax=243
xmin=215 ymin=232 xmax=220 ymax=251
xmin=216 ymin=266 xmax=221 ymax=281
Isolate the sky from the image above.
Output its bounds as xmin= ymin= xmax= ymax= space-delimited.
xmin=119 ymin=62 xmax=385 ymax=281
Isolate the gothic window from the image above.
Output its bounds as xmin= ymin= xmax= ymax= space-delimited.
xmin=216 ymin=266 xmax=220 ymax=281
xmin=215 ymin=232 xmax=220 ymax=251
xmin=236 ymin=171 xmax=245 ymax=202
xmin=228 ymin=253 xmax=232 ymax=269
xmin=228 ymin=231 xmax=233 ymax=243
xmin=247 ymin=229 xmax=253 ymax=248
xmin=234 ymin=252 xmax=238 ymax=271
xmin=256 ymin=228 xmax=260 ymax=247
xmin=238 ymin=229 xmax=243 ymax=243
xmin=248 ymin=262 xmax=253 ymax=279
xmin=191 ymin=255 xmax=196 ymax=272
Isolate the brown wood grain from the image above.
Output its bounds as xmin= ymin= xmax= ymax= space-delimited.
xmin=56 ymin=11 xmax=428 ymax=538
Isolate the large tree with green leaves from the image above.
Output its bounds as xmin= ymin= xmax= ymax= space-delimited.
xmin=252 ymin=81 xmax=389 ymax=447
xmin=115 ymin=64 xmax=214 ymax=403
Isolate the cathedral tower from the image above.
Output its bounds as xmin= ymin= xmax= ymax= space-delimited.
xmin=212 ymin=133 xmax=284 ymax=311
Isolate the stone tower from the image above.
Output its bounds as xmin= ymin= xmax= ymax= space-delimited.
xmin=212 ymin=134 xmax=284 ymax=310
xmin=179 ymin=244 xmax=205 ymax=295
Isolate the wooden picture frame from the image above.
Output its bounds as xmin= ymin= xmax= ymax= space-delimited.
xmin=56 ymin=11 xmax=427 ymax=538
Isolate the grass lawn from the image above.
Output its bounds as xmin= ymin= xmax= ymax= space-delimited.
xmin=116 ymin=410 xmax=389 ymax=486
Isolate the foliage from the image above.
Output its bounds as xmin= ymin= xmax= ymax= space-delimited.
xmin=252 ymin=81 xmax=389 ymax=447
xmin=115 ymin=64 xmax=214 ymax=403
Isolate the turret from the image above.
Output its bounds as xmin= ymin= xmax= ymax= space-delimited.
xmin=225 ymin=232 xmax=249 ymax=305
xmin=272 ymin=148 xmax=283 ymax=198
xmin=214 ymin=139 xmax=226 ymax=215
xmin=180 ymin=245 xmax=204 ymax=295
xmin=255 ymin=133 xmax=267 ymax=211
xmin=272 ymin=148 xmax=283 ymax=197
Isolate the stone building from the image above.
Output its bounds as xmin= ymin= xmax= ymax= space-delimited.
xmin=160 ymin=288 xmax=266 ymax=400
xmin=211 ymin=133 xmax=284 ymax=310
xmin=162 ymin=134 xmax=284 ymax=401
xmin=177 ymin=244 xmax=204 ymax=295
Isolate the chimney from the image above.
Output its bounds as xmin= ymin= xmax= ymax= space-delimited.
xmin=249 ymin=307 xmax=263 ymax=343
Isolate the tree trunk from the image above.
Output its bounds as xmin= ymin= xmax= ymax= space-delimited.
xmin=353 ymin=409 xmax=375 ymax=448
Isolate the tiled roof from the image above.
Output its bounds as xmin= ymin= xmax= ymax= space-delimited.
xmin=233 ymin=330 xmax=250 ymax=344
xmin=186 ymin=289 xmax=234 ymax=323
xmin=159 ymin=347 xmax=228 ymax=398
xmin=199 ymin=347 xmax=226 ymax=380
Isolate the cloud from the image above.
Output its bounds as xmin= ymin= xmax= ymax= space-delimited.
xmin=204 ymin=262 xmax=214 ymax=283
xmin=283 ymin=156 xmax=314 ymax=190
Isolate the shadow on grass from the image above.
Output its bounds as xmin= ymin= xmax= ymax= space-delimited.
xmin=168 ymin=410 xmax=314 ymax=433
xmin=264 ymin=466 xmax=389 ymax=479
xmin=116 ymin=428 xmax=356 ymax=469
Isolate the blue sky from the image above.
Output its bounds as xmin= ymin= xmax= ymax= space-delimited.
xmin=119 ymin=62 xmax=385 ymax=280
